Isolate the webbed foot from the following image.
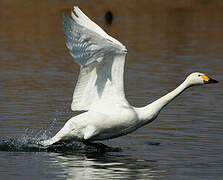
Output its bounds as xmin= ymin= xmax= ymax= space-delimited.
xmin=83 ymin=141 xmax=122 ymax=153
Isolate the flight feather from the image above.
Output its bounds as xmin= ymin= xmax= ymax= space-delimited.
xmin=63 ymin=6 xmax=128 ymax=111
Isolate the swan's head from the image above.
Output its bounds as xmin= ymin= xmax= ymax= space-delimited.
xmin=186 ymin=72 xmax=218 ymax=86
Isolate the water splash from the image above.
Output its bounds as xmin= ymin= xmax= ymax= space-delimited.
xmin=0 ymin=111 xmax=118 ymax=153
xmin=0 ymin=114 xmax=84 ymax=152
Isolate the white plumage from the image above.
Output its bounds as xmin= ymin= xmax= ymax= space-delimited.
xmin=39 ymin=6 xmax=218 ymax=148
xmin=63 ymin=7 xmax=127 ymax=111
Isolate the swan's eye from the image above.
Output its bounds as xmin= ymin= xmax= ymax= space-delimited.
xmin=198 ymin=75 xmax=201 ymax=77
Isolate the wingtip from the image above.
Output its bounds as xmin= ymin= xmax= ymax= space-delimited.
xmin=72 ymin=6 xmax=78 ymax=15
xmin=73 ymin=6 xmax=82 ymax=17
xmin=73 ymin=6 xmax=80 ymax=12
xmin=71 ymin=6 xmax=84 ymax=23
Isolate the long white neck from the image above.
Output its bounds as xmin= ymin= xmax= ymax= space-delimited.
xmin=135 ymin=79 xmax=190 ymax=123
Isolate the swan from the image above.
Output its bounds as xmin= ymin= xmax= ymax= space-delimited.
xmin=39 ymin=6 xmax=218 ymax=151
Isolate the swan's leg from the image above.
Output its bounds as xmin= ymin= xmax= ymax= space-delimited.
xmin=83 ymin=141 xmax=122 ymax=152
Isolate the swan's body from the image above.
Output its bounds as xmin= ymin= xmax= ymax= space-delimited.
xmin=40 ymin=7 xmax=218 ymax=147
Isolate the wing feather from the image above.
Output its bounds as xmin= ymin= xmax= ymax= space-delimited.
xmin=63 ymin=7 xmax=128 ymax=111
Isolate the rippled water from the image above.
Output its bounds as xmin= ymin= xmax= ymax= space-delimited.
xmin=0 ymin=0 xmax=223 ymax=179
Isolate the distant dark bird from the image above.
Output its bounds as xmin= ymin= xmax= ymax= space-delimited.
xmin=105 ymin=11 xmax=113 ymax=25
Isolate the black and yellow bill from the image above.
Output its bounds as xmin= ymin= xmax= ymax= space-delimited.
xmin=202 ymin=75 xmax=219 ymax=84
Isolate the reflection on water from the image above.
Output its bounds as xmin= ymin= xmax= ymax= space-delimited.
xmin=0 ymin=0 xmax=223 ymax=179
xmin=55 ymin=153 xmax=160 ymax=179
xmin=0 ymin=151 xmax=164 ymax=179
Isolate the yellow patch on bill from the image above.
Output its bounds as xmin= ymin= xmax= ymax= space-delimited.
xmin=201 ymin=75 xmax=210 ymax=82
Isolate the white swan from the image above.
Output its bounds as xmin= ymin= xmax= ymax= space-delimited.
xmin=40 ymin=7 xmax=218 ymax=150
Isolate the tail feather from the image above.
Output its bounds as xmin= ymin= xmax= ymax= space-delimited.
xmin=39 ymin=138 xmax=57 ymax=146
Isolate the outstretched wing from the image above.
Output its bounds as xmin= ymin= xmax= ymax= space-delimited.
xmin=63 ymin=7 xmax=128 ymax=111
